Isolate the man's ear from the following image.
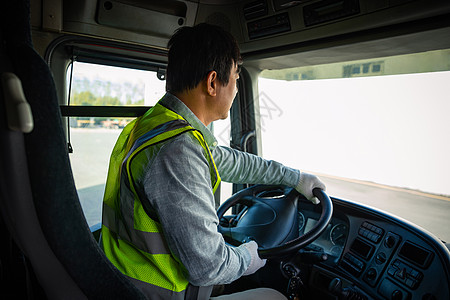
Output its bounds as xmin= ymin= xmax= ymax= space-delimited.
xmin=206 ymin=70 xmax=217 ymax=97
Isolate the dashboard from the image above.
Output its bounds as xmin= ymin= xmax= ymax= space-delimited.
xmin=277 ymin=197 xmax=450 ymax=300
xmin=219 ymin=187 xmax=449 ymax=300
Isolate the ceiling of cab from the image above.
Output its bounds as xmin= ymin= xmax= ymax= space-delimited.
xmin=49 ymin=0 xmax=450 ymax=70
xmin=192 ymin=0 xmax=450 ymax=69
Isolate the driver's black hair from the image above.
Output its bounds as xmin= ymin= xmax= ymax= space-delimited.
xmin=166 ymin=23 xmax=242 ymax=94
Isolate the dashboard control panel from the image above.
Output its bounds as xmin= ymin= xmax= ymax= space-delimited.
xmin=293 ymin=198 xmax=449 ymax=300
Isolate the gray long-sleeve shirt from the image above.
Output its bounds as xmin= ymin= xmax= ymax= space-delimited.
xmin=140 ymin=93 xmax=301 ymax=286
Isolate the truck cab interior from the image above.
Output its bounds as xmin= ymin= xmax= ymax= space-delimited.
xmin=1 ymin=0 xmax=449 ymax=299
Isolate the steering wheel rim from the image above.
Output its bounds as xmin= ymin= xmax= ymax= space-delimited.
xmin=217 ymin=185 xmax=333 ymax=259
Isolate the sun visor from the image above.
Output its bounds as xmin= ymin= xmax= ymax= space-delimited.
xmin=96 ymin=0 xmax=187 ymax=38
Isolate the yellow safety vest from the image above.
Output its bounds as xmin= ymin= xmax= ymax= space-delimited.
xmin=101 ymin=102 xmax=221 ymax=299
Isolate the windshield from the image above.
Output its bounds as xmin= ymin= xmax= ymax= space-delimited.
xmin=258 ymin=49 xmax=450 ymax=242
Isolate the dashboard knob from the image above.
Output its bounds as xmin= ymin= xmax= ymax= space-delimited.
xmin=385 ymin=235 xmax=396 ymax=248
xmin=328 ymin=278 xmax=343 ymax=295
xmin=376 ymin=252 xmax=387 ymax=264
xmin=391 ymin=289 xmax=403 ymax=300
xmin=366 ymin=268 xmax=377 ymax=281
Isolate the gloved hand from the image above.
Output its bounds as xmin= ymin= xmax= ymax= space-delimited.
xmin=295 ymin=172 xmax=326 ymax=205
xmin=242 ymin=240 xmax=266 ymax=276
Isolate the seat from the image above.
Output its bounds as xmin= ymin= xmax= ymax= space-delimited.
xmin=0 ymin=1 xmax=146 ymax=298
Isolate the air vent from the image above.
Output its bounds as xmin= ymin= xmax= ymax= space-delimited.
xmin=243 ymin=0 xmax=268 ymax=20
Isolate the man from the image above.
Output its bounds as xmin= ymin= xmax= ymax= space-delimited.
xmin=101 ymin=23 xmax=325 ymax=300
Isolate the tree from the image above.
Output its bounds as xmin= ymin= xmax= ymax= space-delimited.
xmin=71 ymin=91 xmax=96 ymax=106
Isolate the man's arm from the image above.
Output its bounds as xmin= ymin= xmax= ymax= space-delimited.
xmin=142 ymin=134 xmax=252 ymax=286
xmin=213 ymin=145 xmax=300 ymax=187
xmin=213 ymin=146 xmax=325 ymax=203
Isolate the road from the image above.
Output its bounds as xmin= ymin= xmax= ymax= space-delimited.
xmin=319 ymin=174 xmax=450 ymax=243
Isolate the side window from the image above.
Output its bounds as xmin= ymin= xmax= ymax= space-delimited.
xmin=68 ymin=62 xmax=166 ymax=227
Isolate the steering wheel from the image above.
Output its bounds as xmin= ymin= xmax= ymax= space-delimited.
xmin=217 ymin=185 xmax=333 ymax=259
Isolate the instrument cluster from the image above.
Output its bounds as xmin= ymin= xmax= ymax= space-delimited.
xmin=298 ymin=210 xmax=349 ymax=260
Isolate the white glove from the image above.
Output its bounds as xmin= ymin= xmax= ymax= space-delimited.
xmin=242 ymin=241 xmax=266 ymax=276
xmin=295 ymin=172 xmax=326 ymax=205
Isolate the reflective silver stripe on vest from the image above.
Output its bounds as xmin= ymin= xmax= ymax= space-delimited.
xmin=102 ymin=202 xmax=170 ymax=255
xmin=127 ymin=275 xmax=185 ymax=300
xmin=127 ymin=275 xmax=213 ymax=300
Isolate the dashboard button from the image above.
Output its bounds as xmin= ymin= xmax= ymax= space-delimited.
xmin=366 ymin=268 xmax=377 ymax=280
xmin=376 ymin=252 xmax=387 ymax=264
xmin=388 ymin=259 xmax=423 ymax=289
xmin=405 ymin=278 xmax=416 ymax=288
xmin=359 ymin=222 xmax=384 ymax=243
xmin=409 ymin=269 xmax=419 ymax=278
xmin=396 ymin=268 xmax=407 ymax=280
